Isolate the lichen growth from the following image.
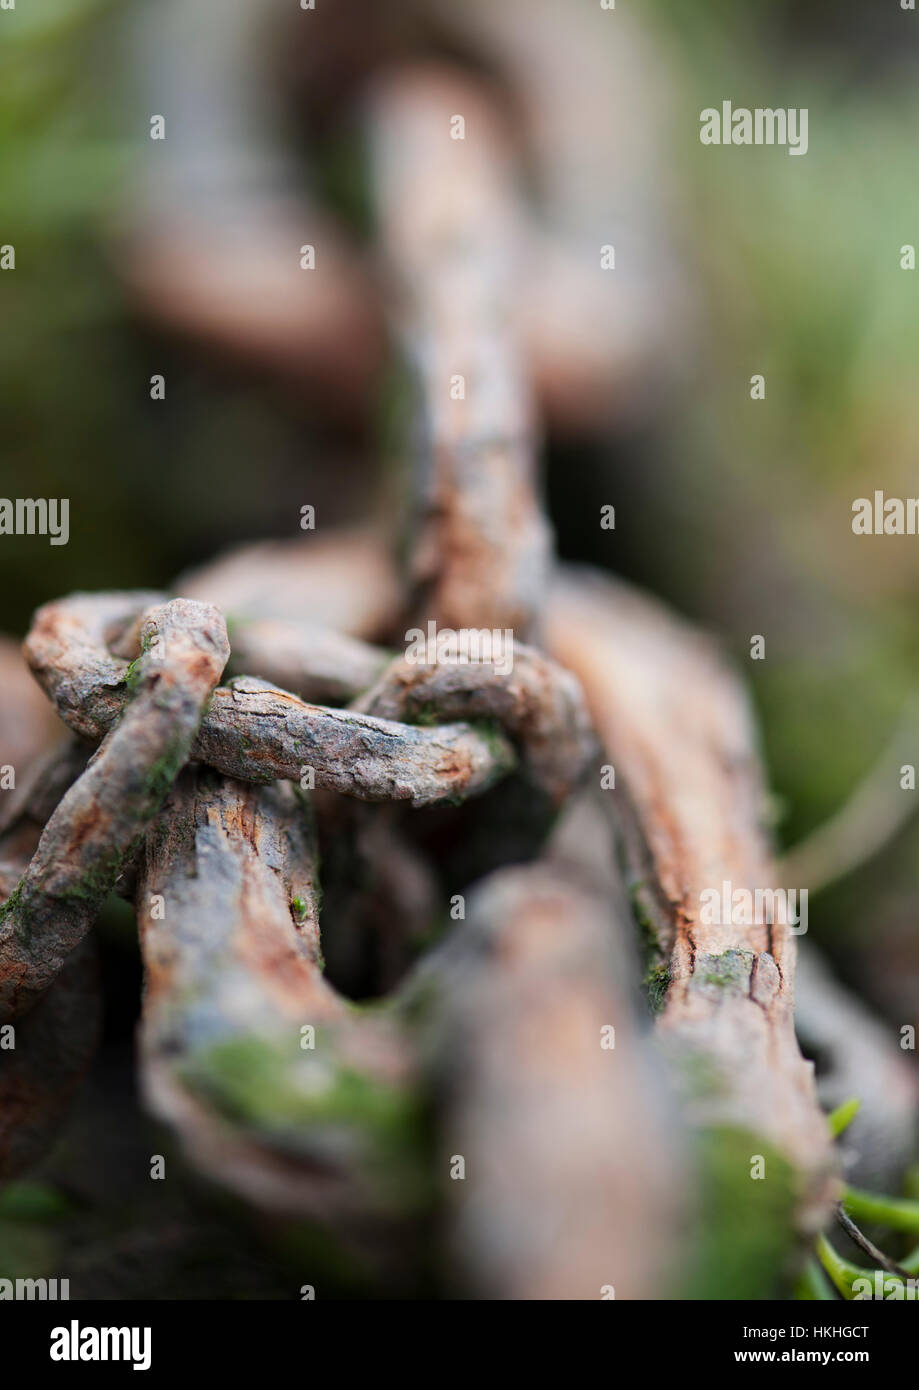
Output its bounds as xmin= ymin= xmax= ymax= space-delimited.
xmin=407 ymin=701 xmax=440 ymax=728
xmin=122 ymin=631 xmax=156 ymax=694
xmin=57 ymin=847 xmax=124 ymax=904
xmin=645 ymin=963 xmax=672 ymax=1015
xmin=122 ymin=656 xmax=142 ymax=693
xmin=630 ymin=879 xmax=671 ymax=1014
xmin=180 ymin=1033 xmax=432 ymax=1212
xmin=697 ymin=948 xmax=755 ymax=993
xmin=0 ymin=878 xmax=26 ymax=926
xmin=142 ymin=729 xmax=194 ymax=806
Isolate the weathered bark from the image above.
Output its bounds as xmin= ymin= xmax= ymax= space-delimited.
xmin=24 ymin=590 xmax=168 ymax=740
xmin=354 ymin=641 xmax=596 ymax=805
xmin=199 ymin=677 xmax=515 ymax=806
xmin=26 ymin=593 xmax=516 ymax=808
xmin=0 ymin=599 xmax=228 ymax=1018
xmin=406 ymin=839 xmax=685 ymax=1299
xmin=137 ymin=769 xmax=424 ymax=1257
xmin=367 ymin=65 xmax=552 ymax=638
xmin=546 ymin=567 xmax=836 ymax=1235
xmin=0 ymin=643 xmax=102 ymax=1178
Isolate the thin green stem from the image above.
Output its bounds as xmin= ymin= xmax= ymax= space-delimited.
xmin=826 ymin=1098 xmax=860 ymax=1138
xmin=843 ymin=1187 xmax=919 ymax=1234
xmin=816 ymin=1234 xmax=862 ymax=1298
xmin=817 ymin=1234 xmax=918 ymax=1300
xmin=796 ymin=1257 xmax=835 ymax=1300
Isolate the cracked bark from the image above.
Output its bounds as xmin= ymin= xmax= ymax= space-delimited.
xmin=367 ymin=64 xmax=552 ymax=639
xmin=405 ymin=818 xmax=686 ymax=1299
xmin=25 ymin=593 xmax=517 ymax=808
xmin=136 ymin=768 xmax=424 ymax=1272
xmin=353 ymin=641 xmax=596 ymax=805
xmin=0 ymin=641 xmax=103 ymax=1180
xmin=0 ymin=599 xmax=228 ymax=1019
xmin=546 ymin=567 xmax=836 ymax=1235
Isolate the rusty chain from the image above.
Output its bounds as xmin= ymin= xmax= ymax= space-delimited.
xmin=0 ymin=50 xmax=849 ymax=1300
xmin=0 ymin=59 xmax=609 ymax=1260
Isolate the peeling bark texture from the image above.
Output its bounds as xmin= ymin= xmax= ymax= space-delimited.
xmin=0 ymin=937 xmax=102 ymax=1181
xmin=0 ymin=599 xmax=229 ymax=1019
xmin=137 ymin=769 xmax=422 ymax=1248
xmin=0 ymin=645 xmax=102 ymax=1175
xmin=406 ymin=853 xmax=685 ymax=1299
xmin=176 ymin=525 xmax=401 ymax=641
xmin=795 ymin=942 xmax=919 ymax=1192
xmin=225 ymin=617 xmax=390 ymax=705
xmin=546 ymin=567 xmax=836 ymax=1231
xmin=24 ymin=590 xmax=168 ymax=741
xmin=355 ymin=642 xmax=597 ymax=805
xmin=198 ymin=678 xmax=515 ymax=807
xmin=367 ymin=65 xmax=552 ymax=639
xmin=26 ymin=593 xmax=516 ymax=809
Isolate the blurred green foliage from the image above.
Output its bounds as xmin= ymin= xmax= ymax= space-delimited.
xmin=638 ymin=2 xmax=919 ymax=996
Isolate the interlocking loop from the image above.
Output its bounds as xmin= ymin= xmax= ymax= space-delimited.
xmin=0 ymin=43 xmax=840 ymax=1300
xmin=24 ymin=592 xmax=517 ymax=808
xmin=0 ymin=599 xmax=229 ymax=1018
xmin=2 ymin=581 xmax=597 ymax=1023
xmin=0 ymin=54 xmax=647 ymax=1292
